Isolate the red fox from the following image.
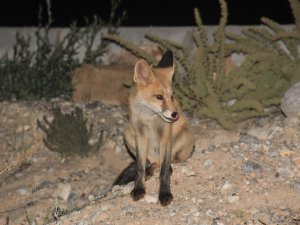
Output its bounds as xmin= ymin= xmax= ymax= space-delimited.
xmin=113 ymin=50 xmax=195 ymax=206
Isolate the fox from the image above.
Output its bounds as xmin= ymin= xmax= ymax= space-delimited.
xmin=113 ymin=50 xmax=195 ymax=206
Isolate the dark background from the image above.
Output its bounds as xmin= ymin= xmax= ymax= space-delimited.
xmin=0 ymin=0 xmax=295 ymax=27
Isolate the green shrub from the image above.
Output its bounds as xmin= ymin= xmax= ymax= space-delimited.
xmin=37 ymin=107 xmax=103 ymax=156
xmin=0 ymin=0 xmax=125 ymax=101
xmin=104 ymin=0 xmax=300 ymax=129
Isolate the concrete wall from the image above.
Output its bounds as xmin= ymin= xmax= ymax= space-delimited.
xmin=0 ymin=25 xmax=293 ymax=64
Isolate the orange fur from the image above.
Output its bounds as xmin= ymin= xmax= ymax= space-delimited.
xmin=122 ymin=51 xmax=194 ymax=206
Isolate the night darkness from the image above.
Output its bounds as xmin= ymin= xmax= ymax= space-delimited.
xmin=0 ymin=0 xmax=295 ymax=27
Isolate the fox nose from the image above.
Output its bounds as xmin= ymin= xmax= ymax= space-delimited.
xmin=171 ymin=112 xmax=179 ymax=121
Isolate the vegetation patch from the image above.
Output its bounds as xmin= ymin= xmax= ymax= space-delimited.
xmin=37 ymin=107 xmax=103 ymax=156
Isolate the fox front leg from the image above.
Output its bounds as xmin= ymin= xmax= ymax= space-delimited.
xmin=158 ymin=125 xmax=173 ymax=206
xmin=130 ymin=131 xmax=148 ymax=201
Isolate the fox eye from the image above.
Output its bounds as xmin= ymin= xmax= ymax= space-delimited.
xmin=155 ymin=94 xmax=164 ymax=100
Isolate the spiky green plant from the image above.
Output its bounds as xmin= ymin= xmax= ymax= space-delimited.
xmin=0 ymin=0 xmax=125 ymax=101
xmin=37 ymin=107 xmax=103 ymax=156
xmin=226 ymin=0 xmax=300 ymax=84
xmin=104 ymin=0 xmax=300 ymax=129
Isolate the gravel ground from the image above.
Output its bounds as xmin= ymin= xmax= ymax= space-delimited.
xmin=0 ymin=98 xmax=300 ymax=225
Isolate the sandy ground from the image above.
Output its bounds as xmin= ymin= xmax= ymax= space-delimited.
xmin=0 ymin=99 xmax=300 ymax=225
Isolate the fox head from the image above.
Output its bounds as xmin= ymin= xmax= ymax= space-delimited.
xmin=133 ymin=50 xmax=179 ymax=123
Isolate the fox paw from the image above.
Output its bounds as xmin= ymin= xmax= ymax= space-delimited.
xmin=159 ymin=192 xmax=173 ymax=206
xmin=131 ymin=188 xmax=146 ymax=201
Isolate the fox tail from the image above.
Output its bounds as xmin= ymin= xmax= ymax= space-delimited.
xmin=113 ymin=161 xmax=156 ymax=186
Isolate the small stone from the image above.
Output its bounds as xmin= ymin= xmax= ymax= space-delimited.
xmin=292 ymin=155 xmax=300 ymax=166
xmin=112 ymin=111 xmax=122 ymax=118
xmin=221 ymin=181 xmax=232 ymax=192
xmin=181 ymin=165 xmax=196 ymax=176
xmin=281 ymin=81 xmax=300 ymax=117
xmin=205 ymin=209 xmax=214 ymax=217
xmin=97 ymin=212 xmax=108 ymax=221
xmin=277 ymin=167 xmax=294 ymax=178
xmin=280 ymin=150 xmax=295 ymax=157
xmin=88 ymin=138 xmax=98 ymax=145
xmin=100 ymin=203 xmax=113 ymax=211
xmin=16 ymin=187 xmax=28 ymax=195
xmin=293 ymin=181 xmax=300 ymax=194
xmin=241 ymin=161 xmax=262 ymax=173
xmin=253 ymin=212 xmax=271 ymax=224
xmin=122 ymin=184 xmax=133 ymax=195
xmin=203 ymin=159 xmax=213 ymax=168
xmin=88 ymin=194 xmax=95 ymax=201
xmin=114 ymin=145 xmax=122 ymax=153
xmin=269 ymin=150 xmax=278 ymax=157
xmin=53 ymin=183 xmax=72 ymax=201
xmin=240 ymin=134 xmax=260 ymax=146
xmin=144 ymin=195 xmax=158 ymax=203
xmin=248 ymin=127 xmax=283 ymax=141
xmin=228 ymin=195 xmax=239 ymax=203
xmin=24 ymin=125 xmax=30 ymax=131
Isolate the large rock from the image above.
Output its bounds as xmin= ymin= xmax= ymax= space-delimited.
xmin=72 ymin=64 xmax=133 ymax=105
xmin=281 ymin=82 xmax=300 ymax=118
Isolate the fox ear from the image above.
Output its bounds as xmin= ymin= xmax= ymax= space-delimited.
xmin=157 ymin=50 xmax=174 ymax=83
xmin=157 ymin=50 xmax=173 ymax=68
xmin=133 ymin=59 xmax=153 ymax=85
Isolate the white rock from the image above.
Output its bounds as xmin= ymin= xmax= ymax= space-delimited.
xmin=144 ymin=195 xmax=158 ymax=203
xmin=281 ymin=81 xmax=300 ymax=117
xmin=122 ymin=184 xmax=133 ymax=195
xmin=16 ymin=187 xmax=28 ymax=195
xmin=181 ymin=165 xmax=196 ymax=176
xmin=114 ymin=145 xmax=122 ymax=153
xmin=221 ymin=181 xmax=232 ymax=192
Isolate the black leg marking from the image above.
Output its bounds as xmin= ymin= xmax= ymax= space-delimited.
xmin=159 ymin=192 xmax=173 ymax=206
xmin=159 ymin=157 xmax=173 ymax=206
xmin=130 ymin=188 xmax=146 ymax=201
xmin=131 ymin=156 xmax=145 ymax=201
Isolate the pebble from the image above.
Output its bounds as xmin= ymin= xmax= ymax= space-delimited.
xmin=203 ymin=159 xmax=213 ymax=168
xmin=240 ymin=134 xmax=260 ymax=146
xmin=53 ymin=183 xmax=72 ymax=201
xmin=144 ymin=195 xmax=158 ymax=204
xmin=221 ymin=181 xmax=232 ymax=192
xmin=292 ymin=181 xmax=300 ymax=194
xmin=16 ymin=125 xmax=30 ymax=133
xmin=100 ymin=203 xmax=113 ymax=211
xmin=281 ymin=81 xmax=300 ymax=117
xmin=122 ymin=184 xmax=133 ymax=195
xmin=181 ymin=165 xmax=196 ymax=176
xmin=292 ymin=155 xmax=300 ymax=166
xmin=16 ymin=187 xmax=28 ymax=195
xmin=241 ymin=161 xmax=262 ymax=173
xmin=205 ymin=209 xmax=214 ymax=217
xmin=253 ymin=212 xmax=271 ymax=224
xmin=280 ymin=150 xmax=295 ymax=157
xmin=227 ymin=195 xmax=239 ymax=203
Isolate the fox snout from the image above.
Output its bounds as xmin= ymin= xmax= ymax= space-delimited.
xmin=171 ymin=112 xmax=179 ymax=121
xmin=161 ymin=110 xmax=179 ymax=122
